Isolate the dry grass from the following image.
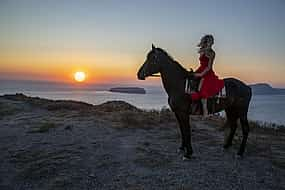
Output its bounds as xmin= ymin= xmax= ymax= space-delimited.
xmin=249 ymin=120 xmax=285 ymax=129
xmin=0 ymin=102 xmax=20 ymax=119
xmin=94 ymin=101 xmax=140 ymax=112
xmin=119 ymin=108 xmax=175 ymax=128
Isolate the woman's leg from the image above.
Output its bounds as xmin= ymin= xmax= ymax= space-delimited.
xmin=201 ymin=98 xmax=208 ymax=117
xmin=199 ymin=78 xmax=209 ymax=117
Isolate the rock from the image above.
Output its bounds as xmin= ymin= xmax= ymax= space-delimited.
xmin=109 ymin=87 xmax=146 ymax=94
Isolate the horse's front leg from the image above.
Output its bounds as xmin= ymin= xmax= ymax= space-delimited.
xmin=174 ymin=112 xmax=186 ymax=153
xmin=176 ymin=111 xmax=193 ymax=159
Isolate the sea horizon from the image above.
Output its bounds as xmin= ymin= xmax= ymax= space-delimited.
xmin=1 ymin=78 xmax=285 ymax=89
xmin=1 ymin=79 xmax=285 ymax=126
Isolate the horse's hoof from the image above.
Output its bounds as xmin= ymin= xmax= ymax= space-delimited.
xmin=177 ymin=149 xmax=184 ymax=154
xmin=236 ymin=152 xmax=244 ymax=159
xmin=222 ymin=147 xmax=228 ymax=153
xmin=182 ymin=156 xmax=191 ymax=161
xmin=223 ymin=143 xmax=232 ymax=149
xmin=177 ymin=147 xmax=185 ymax=154
xmin=182 ymin=154 xmax=192 ymax=161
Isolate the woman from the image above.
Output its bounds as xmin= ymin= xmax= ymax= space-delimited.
xmin=189 ymin=35 xmax=224 ymax=117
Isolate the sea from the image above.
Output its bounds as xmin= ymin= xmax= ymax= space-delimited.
xmin=1 ymin=80 xmax=285 ymax=126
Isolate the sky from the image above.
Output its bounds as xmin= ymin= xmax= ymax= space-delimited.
xmin=0 ymin=0 xmax=284 ymax=87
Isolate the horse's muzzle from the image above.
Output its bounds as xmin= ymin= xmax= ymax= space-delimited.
xmin=137 ymin=75 xmax=145 ymax=80
xmin=137 ymin=71 xmax=146 ymax=80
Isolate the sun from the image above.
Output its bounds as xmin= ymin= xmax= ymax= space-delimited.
xmin=74 ymin=71 xmax=86 ymax=82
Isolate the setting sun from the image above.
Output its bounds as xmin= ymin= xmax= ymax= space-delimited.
xmin=74 ymin=71 xmax=86 ymax=82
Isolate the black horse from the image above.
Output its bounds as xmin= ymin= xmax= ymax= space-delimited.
xmin=137 ymin=45 xmax=252 ymax=159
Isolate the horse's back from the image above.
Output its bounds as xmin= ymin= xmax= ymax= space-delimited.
xmin=224 ymin=78 xmax=252 ymax=100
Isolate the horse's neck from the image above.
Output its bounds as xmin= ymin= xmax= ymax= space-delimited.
xmin=160 ymin=60 xmax=186 ymax=97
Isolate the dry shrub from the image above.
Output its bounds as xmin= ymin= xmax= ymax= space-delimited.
xmin=45 ymin=101 xmax=92 ymax=111
xmin=159 ymin=107 xmax=175 ymax=122
xmin=95 ymin=101 xmax=141 ymax=112
xmin=0 ymin=102 xmax=20 ymax=119
xmin=119 ymin=107 xmax=176 ymax=128
xmin=119 ymin=110 xmax=160 ymax=128
xmin=249 ymin=120 xmax=285 ymax=129
xmin=120 ymin=111 xmax=141 ymax=127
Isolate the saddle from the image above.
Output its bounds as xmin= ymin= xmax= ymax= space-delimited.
xmin=185 ymin=78 xmax=227 ymax=115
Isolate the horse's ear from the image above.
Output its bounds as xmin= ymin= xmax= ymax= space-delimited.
xmin=152 ymin=44 xmax=156 ymax=50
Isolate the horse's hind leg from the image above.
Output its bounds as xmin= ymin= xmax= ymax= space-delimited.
xmin=224 ymin=110 xmax=238 ymax=149
xmin=238 ymin=114 xmax=249 ymax=156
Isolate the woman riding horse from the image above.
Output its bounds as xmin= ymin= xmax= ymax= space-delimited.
xmin=188 ymin=35 xmax=224 ymax=118
xmin=137 ymin=43 xmax=251 ymax=160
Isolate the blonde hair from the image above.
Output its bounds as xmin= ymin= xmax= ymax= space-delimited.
xmin=198 ymin=34 xmax=214 ymax=47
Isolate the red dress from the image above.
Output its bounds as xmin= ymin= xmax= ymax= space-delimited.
xmin=191 ymin=54 xmax=224 ymax=100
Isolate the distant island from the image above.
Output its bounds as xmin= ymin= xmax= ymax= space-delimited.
xmin=249 ymin=83 xmax=285 ymax=95
xmin=109 ymin=87 xmax=146 ymax=94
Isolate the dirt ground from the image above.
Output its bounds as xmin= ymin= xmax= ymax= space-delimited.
xmin=0 ymin=94 xmax=284 ymax=190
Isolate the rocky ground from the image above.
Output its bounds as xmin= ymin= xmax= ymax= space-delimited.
xmin=0 ymin=94 xmax=284 ymax=190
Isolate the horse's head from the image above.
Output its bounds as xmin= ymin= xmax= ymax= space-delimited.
xmin=137 ymin=44 xmax=161 ymax=80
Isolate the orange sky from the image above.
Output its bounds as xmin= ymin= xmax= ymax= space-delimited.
xmin=1 ymin=49 xmax=284 ymax=87
xmin=0 ymin=50 xmax=143 ymax=84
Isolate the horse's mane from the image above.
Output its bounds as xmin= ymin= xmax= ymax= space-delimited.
xmin=156 ymin=48 xmax=189 ymax=75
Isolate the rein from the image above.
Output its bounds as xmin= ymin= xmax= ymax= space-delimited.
xmin=150 ymin=74 xmax=161 ymax=77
